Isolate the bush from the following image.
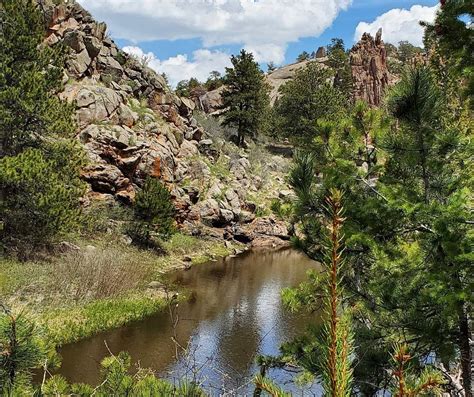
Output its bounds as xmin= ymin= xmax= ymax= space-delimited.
xmin=0 ymin=310 xmax=57 ymax=394
xmin=127 ymin=178 xmax=175 ymax=248
xmin=51 ymin=248 xmax=151 ymax=303
xmin=0 ymin=145 xmax=86 ymax=252
xmin=270 ymin=199 xmax=293 ymax=220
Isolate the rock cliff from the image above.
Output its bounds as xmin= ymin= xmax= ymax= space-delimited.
xmin=349 ymin=29 xmax=390 ymax=107
xmin=40 ymin=0 xmax=291 ymax=244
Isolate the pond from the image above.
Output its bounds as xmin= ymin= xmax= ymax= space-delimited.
xmin=57 ymin=248 xmax=322 ymax=395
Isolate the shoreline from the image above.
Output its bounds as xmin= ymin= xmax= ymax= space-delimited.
xmin=1 ymin=232 xmax=290 ymax=349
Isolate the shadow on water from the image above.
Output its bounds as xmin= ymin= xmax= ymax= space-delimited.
xmin=56 ymin=248 xmax=322 ymax=395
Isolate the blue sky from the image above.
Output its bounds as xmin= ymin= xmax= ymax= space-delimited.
xmin=80 ymin=0 xmax=439 ymax=85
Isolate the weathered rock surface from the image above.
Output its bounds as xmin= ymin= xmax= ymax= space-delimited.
xmin=230 ymin=217 xmax=291 ymax=247
xmin=39 ymin=0 xmax=294 ymax=244
xmin=197 ymin=85 xmax=225 ymax=114
xmin=349 ymin=29 xmax=390 ymax=107
xmin=42 ymin=1 xmax=203 ymax=191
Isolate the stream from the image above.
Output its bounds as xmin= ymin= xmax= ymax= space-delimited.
xmin=57 ymin=248 xmax=322 ymax=395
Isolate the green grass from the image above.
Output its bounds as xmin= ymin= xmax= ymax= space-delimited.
xmin=0 ymin=232 xmax=238 ymax=346
xmin=162 ymin=233 xmax=237 ymax=265
xmin=0 ymin=258 xmax=48 ymax=296
xmin=40 ymin=293 xmax=168 ymax=345
xmin=205 ymin=156 xmax=231 ymax=180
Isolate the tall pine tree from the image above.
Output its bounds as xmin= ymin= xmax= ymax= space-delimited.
xmin=0 ymin=0 xmax=85 ymax=251
xmin=221 ymin=50 xmax=270 ymax=147
xmin=0 ymin=0 xmax=75 ymax=156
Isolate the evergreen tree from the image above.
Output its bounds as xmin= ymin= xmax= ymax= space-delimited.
xmin=127 ymin=178 xmax=176 ymax=249
xmin=0 ymin=307 xmax=54 ymax=395
xmin=326 ymin=38 xmax=352 ymax=97
xmin=0 ymin=144 xmax=86 ymax=252
xmin=221 ymin=50 xmax=270 ymax=146
xmin=286 ymin=65 xmax=472 ymax=394
xmin=396 ymin=41 xmax=423 ymax=63
xmin=296 ymin=51 xmax=310 ymax=62
xmin=266 ymin=62 xmax=277 ymax=72
xmin=260 ymin=191 xmax=354 ymax=396
xmin=176 ymin=80 xmax=191 ymax=97
xmin=205 ymin=71 xmax=224 ymax=91
xmin=0 ymin=0 xmax=88 ymax=252
xmin=425 ymin=0 xmax=473 ymax=108
xmin=319 ymin=190 xmax=353 ymax=397
xmin=0 ymin=0 xmax=75 ymax=156
xmin=275 ymin=63 xmax=347 ymax=143
xmin=327 ymin=38 xmax=345 ymax=53
xmin=383 ymin=65 xmax=473 ymax=396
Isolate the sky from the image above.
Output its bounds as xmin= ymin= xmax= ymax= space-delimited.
xmin=79 ymin=0 xmax=440 ymax=86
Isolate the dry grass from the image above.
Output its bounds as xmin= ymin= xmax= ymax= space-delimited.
xmin=50 ymin=248 xmax=151 ymax=303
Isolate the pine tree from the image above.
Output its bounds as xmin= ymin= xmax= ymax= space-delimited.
xmin=221 ymin=50 xmax=270 ymax=146
xmin=267 ymin=62 xmax=277 ymax=72
xmin=0 ymin=0 xmax=86 ymax=252
xmin=0 ymin=144 xmax=86 ymax=251
xmin=127 ymin=178 xmax=176 ymax=249
xmin=296 ymin=51 xmax=310 ymax=62
xmin=0 ymin=306 xmax=52 ymax=395
xmin=42 ymin=351 xmax=205 ymax=396
xmin=326 ymin=38 xmax=352 ymax=97
xmin=426 ymin=0 xmax=473 ymax=108
xmin=275 ymin=63 xmax=347 ymax=143
xmin=390 ymin=344 xmax=444 ymax=397
xmin=383 ymin=65 xmax=473 ymax=396
xmin=0 ymin=0 xmax=75 ymax=156
xmin=205 ymin=71 xmax=223 ymax=91
xmin=287 ymin=63 xmax=472 ymax=393
xmin=320 ymin=189 xmax=353 ymax=397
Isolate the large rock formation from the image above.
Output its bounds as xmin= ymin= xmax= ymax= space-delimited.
xmin=350 ymin=29 xmax=390 ymax=107
xmin=39 ymin=0 xmax=292 ymax=243
xmin=43 ymin=1 xmax=202 ymax=201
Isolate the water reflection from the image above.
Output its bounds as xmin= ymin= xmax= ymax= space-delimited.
xmin=57 ymin=248 xmax=322 ymax=394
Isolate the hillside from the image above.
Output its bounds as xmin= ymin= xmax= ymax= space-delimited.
xmin=43 ymin=0 xmax=292 ymax=246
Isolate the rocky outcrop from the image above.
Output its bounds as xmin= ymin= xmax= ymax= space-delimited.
xmin=42 ymin=1 xmax=203 ymax=203
xmin=39 ymin=0 xmax=293 ymax=243
xmin=197 ymin=85 xmax=225 ymax=114
xmin=315 ymin=46 xmax=327 ymax=59
xmin=350 ymin=29 xmax=390 ymax=107
xmin=230 ymin=217 xmax=291 ymax=248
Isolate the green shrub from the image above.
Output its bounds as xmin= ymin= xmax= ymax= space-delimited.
xmin=42 ymin=351 xmax=205 ymax=396
xmin=127 ymin=178 xmax=175 ymax=249
xmin=0 ymin=310 xmax=57 ymax=394
xmin=0 ymin=144 xmax=86 ymax=251
xmin=270 ymin=199 xmax=293 ymax=220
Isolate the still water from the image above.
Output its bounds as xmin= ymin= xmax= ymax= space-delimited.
xmin=57 ymin=248 xmax=321 ymax=395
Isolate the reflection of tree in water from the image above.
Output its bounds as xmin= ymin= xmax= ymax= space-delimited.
xmin=57 ymin=249 xmax=319 ymax=394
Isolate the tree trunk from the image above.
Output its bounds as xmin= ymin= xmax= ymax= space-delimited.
xmin=458 ymin=302 xmax=472 ymax=397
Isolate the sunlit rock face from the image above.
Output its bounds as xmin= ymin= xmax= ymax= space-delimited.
xmin=350 ymin=28 xmax=390 ymax=107
xmin=38 ymin=1 xmax=293 ymax=241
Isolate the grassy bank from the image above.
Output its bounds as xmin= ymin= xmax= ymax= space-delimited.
xmin=40 ymin=293 xmax=168 ymax=345
xmin=0 ymin=233 xmax=239 ymax=346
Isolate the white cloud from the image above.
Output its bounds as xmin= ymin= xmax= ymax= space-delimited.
xmin=354 ymin=4 xmax=439 ymax=47
xmin=80 ymin=0 xmax=352 ymax=64
xmin=122 ymin=46 xmax=231 ymax=87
